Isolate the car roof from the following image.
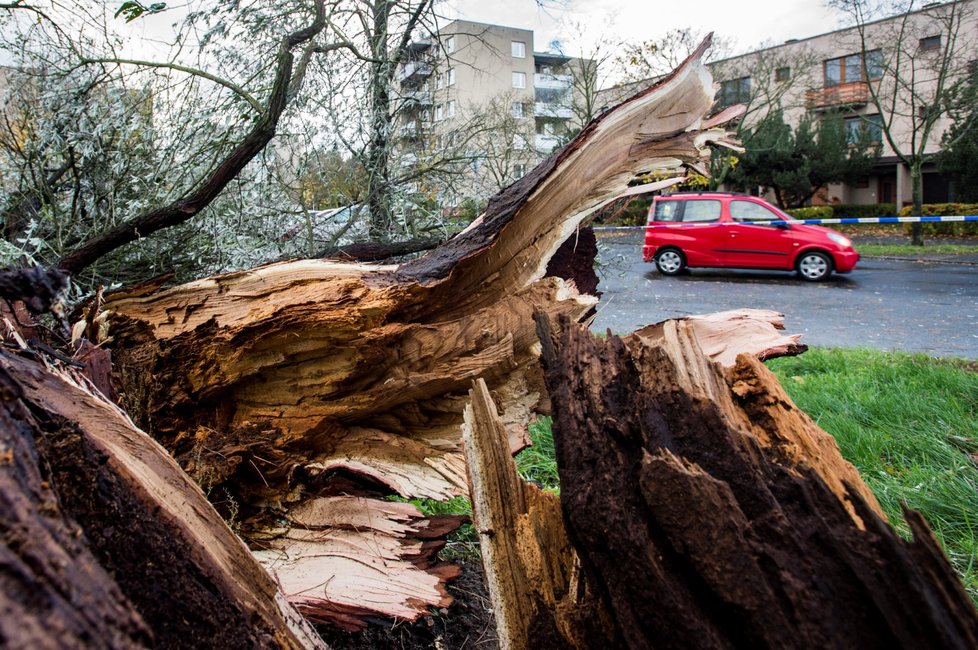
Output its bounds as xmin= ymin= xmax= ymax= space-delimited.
xmin=656 ymin=191 xmax=754 ymax=199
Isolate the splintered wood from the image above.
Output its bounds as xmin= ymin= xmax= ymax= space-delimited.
xmin=102 ymin=34 xmax=737 ymax=627
xmin=461 ymin=379 xmax=616 ymax=650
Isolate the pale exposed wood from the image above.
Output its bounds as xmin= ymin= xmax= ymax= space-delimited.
xmin=461 ymin=378 xmax=616 ymax=650
xmin=256 ymin=496 xmax=463 ymax=631
xmin=629 ymin=308 xmax=807 ymax=368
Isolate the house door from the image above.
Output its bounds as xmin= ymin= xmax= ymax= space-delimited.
xmin=878 ymin=174 xmax=896 ymax=204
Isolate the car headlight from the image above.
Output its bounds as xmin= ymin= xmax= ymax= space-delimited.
xmin=827 ymin=232 xmax=851 ymax=247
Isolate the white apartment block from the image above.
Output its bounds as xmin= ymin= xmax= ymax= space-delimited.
xmin=396 ymin=20 xmax=590 ymax=206
xmin=602 ymin=0 xmax=977 ymax=207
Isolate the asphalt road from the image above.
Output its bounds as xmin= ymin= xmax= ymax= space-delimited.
xmin=590 ymin=233 xmax=978 ymax=359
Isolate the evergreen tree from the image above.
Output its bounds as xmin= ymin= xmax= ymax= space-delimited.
xmin=729 ymin=110 xmax=878 ymax=208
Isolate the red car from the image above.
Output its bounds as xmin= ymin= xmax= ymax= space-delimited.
xmin=642 ymin=192 xmax=860 ymax=281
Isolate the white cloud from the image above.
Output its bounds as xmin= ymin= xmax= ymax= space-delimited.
xmin=441 ymin=0 xmax=850 ymax=61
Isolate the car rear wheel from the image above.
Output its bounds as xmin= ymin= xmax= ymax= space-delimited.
xmin=796 ymin=251 xmax=832 ymax=281
xmin=654 ymin=248 xmax=686 ymax=276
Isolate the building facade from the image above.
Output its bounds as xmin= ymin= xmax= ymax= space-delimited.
xmin=601 ymin=0 xmax=976 ymax=207
xmin=396 ymin=20 xmax=590 ymax=208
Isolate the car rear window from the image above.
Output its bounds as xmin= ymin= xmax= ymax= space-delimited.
xmin=681 ymin=200 xmax=721 ymax=223
xmin=652 ymin=201 xmax=681 ymax=222
xmin=730 ymin=200 xmax=780 ymax=223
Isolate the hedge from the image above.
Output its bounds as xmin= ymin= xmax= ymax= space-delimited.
xmin=898 ymin=203 xmax=978 ymax=236
xmin=785 ymin=206 xmax=833 ymax=220
xmin=830 ymin=203 xmax=897 ymax=219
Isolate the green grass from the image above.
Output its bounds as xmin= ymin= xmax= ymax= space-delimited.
xmin=857 ymin=243 xmax=978 ymax=256
xmin=767 ymin=348 xmax=978 ymax=600
xmin=515 ymin=416 xmax=560 ymax=491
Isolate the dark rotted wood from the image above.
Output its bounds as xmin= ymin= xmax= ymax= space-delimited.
xmin=0 ymin=266 xmax=68 ymax=314
xmin=535 ymin=313 xmax=978 ymax=650
xmin=544 ymin=226 xmax=600 ymax=301
xmin=0 ymin=364 xmax=151 ymax=649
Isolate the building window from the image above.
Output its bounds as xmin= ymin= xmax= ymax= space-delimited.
xmin=775 ymin=66 xmax=791 ymax=82
xmin=824 ymin=50 xmax=883 ymax=87
xmin=511 ymin=101 xmax=524 ymax=118
xmin=446 ymin=99 xmax=456 ymax=118
xmin=513 ymin=163 xmax=527 ymax=179
xmin=436 ymin=73 xmax=444 ymax=90
xmin=434 ymin=104 xmax=443 ymax=121
xmin=512 ymin=71 xmax=526 ymax=88
xmin=444 ymin=35 xmax=455 ymax=53
xmin=513 ymin=134 xmax=527 ymax=150
xmin=512 ymin=41 xmax=526 ymax=58
xmin=446 ymin=67 xmax=455 ymax=86
xmin=844 ymin=114 xmax=882 ymax=144
xmin=919 ymin=35 xmax=941 ymax=51
xmin=718 ymin=77 xmax=751 ymax=107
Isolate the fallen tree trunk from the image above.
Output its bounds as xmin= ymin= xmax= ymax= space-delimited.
xmin=535 ymin=312 xmax=978 ymax=649
xmin=98 ymin=36 xmax=734 ymax=627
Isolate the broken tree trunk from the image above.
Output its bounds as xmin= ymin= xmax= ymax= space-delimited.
xmin=461 ymin=378 xmax=619 ymax=650
xmin=0 ymin=350 xmax=324 ymax=649
xmin=99 ymin=36 xmax=735 ymax=627
xmin=535 ymin=312 xmax=978 ymax=649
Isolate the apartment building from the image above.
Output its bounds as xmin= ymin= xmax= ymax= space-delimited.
xmin=601 ymin=0 xmax=977 ymax=206
xmin=396 ymin=20 xmax=590 ymax=206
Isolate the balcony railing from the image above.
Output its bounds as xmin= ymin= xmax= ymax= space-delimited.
xmin=534 ymin=102 xmax=574 ymax=119
xmin=402 ymin=91 xmax=433 ymax=108
xmin=535 ymin=133 xmax=562 ymax=153
xmin=805 ymin=82 xmax=870 ymax=110
xmin=397 ymin=61 xmax=433 ymax=83
xmin=534 ymin=73 xmax=572 ymax=90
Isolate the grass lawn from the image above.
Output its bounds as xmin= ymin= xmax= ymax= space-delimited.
xmin=767 ymin=349 xmax=978 ymax=600
xmin=857 ymin=243 xmax=978 ymax=256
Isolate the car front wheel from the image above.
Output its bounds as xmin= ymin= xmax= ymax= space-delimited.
xmin=796 ymin=251 xmax=832 ymax=281
xmin=654 ymin=248 xmax=686 ymax=276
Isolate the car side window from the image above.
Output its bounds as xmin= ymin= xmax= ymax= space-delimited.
xmin=653 ymin=201 xmax=681 ymax=222
xmin=730 ymin=200 xmax=780 ymax=225
xmin=681 ymin=200 xmax=721 ymax=223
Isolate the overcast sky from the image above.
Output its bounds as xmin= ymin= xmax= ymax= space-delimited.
xmin=441 ymin=0 xmax=851 ymax=62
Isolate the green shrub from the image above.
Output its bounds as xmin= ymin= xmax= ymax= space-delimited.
xmin=830 ymin=203 xmax=897 ymax=219
xmin=899 ymin=203 xmax=978 ymax=236
xmin=785 ymin=206 xmax=833 ymax=220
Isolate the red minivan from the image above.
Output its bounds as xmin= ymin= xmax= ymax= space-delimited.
xmin=642 ymin=192 xmax=860 ymax=281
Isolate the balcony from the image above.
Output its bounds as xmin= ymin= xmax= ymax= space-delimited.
xmin=397 ymin=60 xmax=433 ymax=83
xmin=535 ymin=133 xmax=562 ymax=153
xmin=398 ymin=122 xmax=429 ymax=140
xmin=534 ymin=102 xmax=574 ymax=119
xmin=805 ymin=82 xmax=870 ymax=110
xmin=402 ymin=91 xmax=433 ymax=108
xmin=534 ymin=73 xmax=572 ymax=90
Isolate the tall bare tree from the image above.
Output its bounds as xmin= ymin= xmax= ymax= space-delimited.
xmin=829 ymin=0 xmax=975 ymax=244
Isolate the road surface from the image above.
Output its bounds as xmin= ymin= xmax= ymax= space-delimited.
xmin=590 ymin=233 xmax=978 ymax=359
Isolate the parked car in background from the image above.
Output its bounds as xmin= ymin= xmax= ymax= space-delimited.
xmin=642 ymin=192 xmax=860 ymax=281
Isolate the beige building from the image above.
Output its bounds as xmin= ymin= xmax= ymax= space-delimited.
xmin=397 ymin=20 xmax=590 ymax=206
xmin=602 ymin=0 xmax=976 ymax=206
